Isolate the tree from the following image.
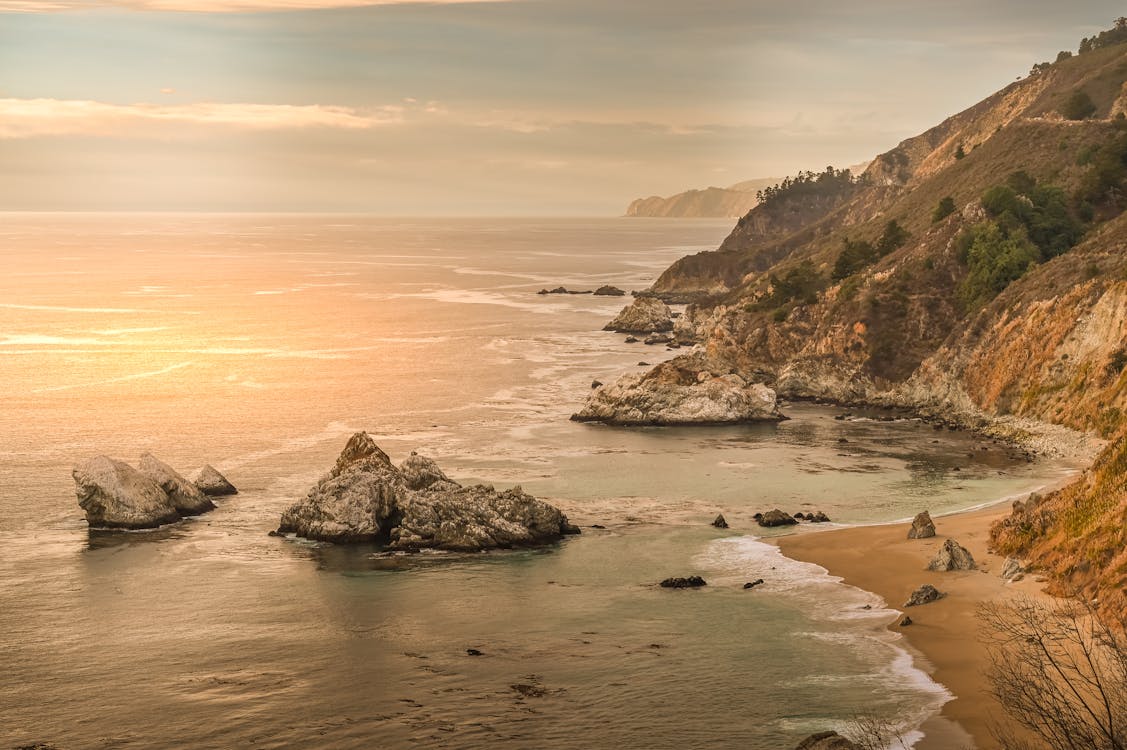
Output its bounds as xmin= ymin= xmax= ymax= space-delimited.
xmin=932 ymin=196 xmax=957 ymax=223
xmin=1057 ymin=50 xmax=1075 ymax=62
xmin=979 ymin=597 xmax=1127 ymax=750
xmin=1061 ymin=90 xmax=1098 ymax=120
xmin=955 ymin=144 xmax=967 ymax=160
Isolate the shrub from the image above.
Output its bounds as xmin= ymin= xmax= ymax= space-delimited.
xmin=932 ymin=196 xmax=957 ymax=223
xmin=1060 ymin=89 xmax=1097 ymax=120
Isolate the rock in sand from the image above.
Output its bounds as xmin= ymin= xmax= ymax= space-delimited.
xmin=927 ymin=538 xmax=977 ymax=571
xmin=907 ymin=510 xmax=936 ymax=539
xmin=904 ymin=584 xmax=944 ymax=607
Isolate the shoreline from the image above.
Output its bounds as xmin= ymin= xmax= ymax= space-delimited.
xmin=772 ymin=472 xmax=1081 ymax=750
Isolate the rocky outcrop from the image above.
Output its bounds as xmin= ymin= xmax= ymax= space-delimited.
xmin=572 ymin=357 xmax=784 ymax=426
xmin=904 ymin=584 xmax=945 ymax=607
xmin=793 ymin=731 xmax=862 ymax=750
xmin=138 ymin=453 xmax=215 ymax=516
xmin=757 ymin=509 xmax=798 ymax=527
xmin=907 ymin=510 xmax=937 ymax=539
xmin=1001 ymin=557 xmax=1025 ymax=582
xmin=711 ymin=513 xmax=729 ymax=529
xmin=927 ymin=538 xmax=977 ymax=571
xmin=603 ymin=297 xmax=673 ymax=334
xmin=660 ymin=576 xmax=707 ymax=588
xmin=194 ymin=464 xmax=237 ymax=496
xmin=73 ymin=456 xmax=184 ymax=529
xmin=594 ymin=285 xmax=626 ymax=296
xmin=277 ymin=433 xmax=579 ymax=551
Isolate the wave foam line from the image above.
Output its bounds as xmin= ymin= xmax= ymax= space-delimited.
xmin=33 ymin=361 xmax=196 ymax=393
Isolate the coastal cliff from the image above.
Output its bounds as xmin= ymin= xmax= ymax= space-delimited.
xmin=624 ymin=178 xmax=779 ymax=218
xmin=601 ymin=29 xmax=1127 ymax=608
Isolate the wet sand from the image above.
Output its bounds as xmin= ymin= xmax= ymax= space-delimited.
xmin=775 ymin=501 xmax=1059 ymax=750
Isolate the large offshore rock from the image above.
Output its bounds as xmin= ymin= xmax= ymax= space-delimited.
xmin=194 ymin=464 xmax=238 ymax=496
xmin=603 ymin=297 xmax=674 ymax=334
xmin=138 ymin=453 xmax=215 ymax=516
xmin=73 ymin=456 xmax=181 ymax=529
xmin=927 ymin=538 xmax=977 ymax=571
xmin=793 ymin=732 xmax=862 ymax=750
xmin=572 ymin=357 xmax=784 ymax=425
xmin=277 ymin=433 xmax=578 ymax=551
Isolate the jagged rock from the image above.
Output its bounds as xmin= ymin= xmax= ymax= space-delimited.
xmin=138 ymin=453 xmax=215 ymax=516
xmin=660 ymin=576 xmax=707 ymax=588
xmin=73 ymin=456 xmax=182 ymax=529
xmin=1001 ymin=557 xmax=1025 ymax=581
xmin=644 ymin=332 xmax=674 ymax=345
xmin=793 ymin=731 xmax=862 ymax=750
xmin=743 ymin=579 xmax=764 ymax=589
xmin=711 ymin=513 xmax=729 ymax=528
xmin=572 ymin=357 xmax=784 ymax=425
xmin=277 ymin=434 xmax=578 ymax=551
xmin=624 ymin=336 xmax=639 ymax=343
xmin=398 ymin=451 xmax=453 ymax=491
xmin=538 ymin=286 xmax=568 ymax=294
xmin=908 ymin=510 xmax=936 ymax=539
xmin=593 ymin=285 xmax=626 ymax=296
xmin=927 ymin=538 xmax=977 ymax=571
xmin=195 ymin=464 xmax=237 ymax=496
xmin=900 ymin=616 xmax=913 ymax=626
xmin=603 ymin=297 xmax=673 ymax=334
xmin=794 ymin=512 xmax=806 ymax=519
xmin=904 ymin=584 xmax=944 ymax=607
xmin=757 ymin=509 xmax=798 ymax=527
xmin=807 ymin=511 xmax=831 ymax=523
xmin=591 ymin=380 xmax=603 ymax=389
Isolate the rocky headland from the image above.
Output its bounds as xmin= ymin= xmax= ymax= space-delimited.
xmin=276 ymin=432 xmax=580 ymax=551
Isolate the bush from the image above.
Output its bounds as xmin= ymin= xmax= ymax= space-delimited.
xmin=831 ymin=221 xmax=909 ymax=281
xmin=1060 ymin=89 xmax=1097 ymax=120
xmin=932 ymin=196 xmax=957 ymax=223
xmin=762 ymin=260 xmax=824 ymax=308
xmin=958 ymin=223 xmax=1039 ymax=309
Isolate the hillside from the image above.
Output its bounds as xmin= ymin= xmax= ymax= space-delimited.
xmin=618 ymin=26 xmax=1127 ymax=611
xmin=624 ymin=177 xmax=779 ymax=218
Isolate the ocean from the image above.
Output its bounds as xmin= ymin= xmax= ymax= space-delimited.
xmin=0 ymin=215 xmax=1068 ymax=749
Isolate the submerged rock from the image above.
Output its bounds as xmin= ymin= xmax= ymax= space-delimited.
xmin=743 ymin=579 xmax=764 ymax=589
xmin=928 ymin=538 xmax=977 ymax=571
xmin=793 ymin=731 xmax=862 ymax=750
xmin=907 ymin=510 xmax=936 ymax=539
xmin=904 ymin=584 xmax=944 ymax=607
xmin=138 ymin=453 xmax=215 ymax=516
xmin=73 ymin=456 xmax=182 ymax=529
xmin=660 ymin=576 xmax=707 ymax=588
xmin=757 ymin=509 xmax=798 ymax=527
xmin=194 ymin=464 xmax=238 ymax=496
xmin=603 ymin=297 xmax=673 ymax=334
xmin=572 ymin=357 xmax=784 ymax=425
xmin=277 ymin=433 xmax=578 ymax=551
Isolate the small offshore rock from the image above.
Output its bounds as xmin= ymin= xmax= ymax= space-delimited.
xmin=194 ymin=463 xmax=238 ymax=496
xmin=593 ymin=285 xmax=626 ymax=296
xmin=743 ymin=579 xmax=764 ymax=589
xmin=660 ymin=576 xmax=707 ymax=589
xmin=603 ymin=297 xmax=674 ymax=334
xmin=904 ymin=584 xmax=944 ymax=607
xmin=794 ymin=512 xmax=806 ymax=519
xmin=466 ymin=648 xmax=484 ymax=656
xmin=138 ymin=453 xmax=215 ymax=516
xmin=590 ymin=524 xmax=606 ymax=529
xmin=711 ymin=513 xmax=729 ymax=529
xmin=643 ymin=332 xmax=674 ymax=346
xmin=73 ymin=456 xmax=182 ymax=530
xmin=927 ymin=538 xmax=977 ymax=571
xmin=807 ymin=511 xmax=831 ymax=523
xmin=793 ymin=731 xmax=863 ymax=750
xmin=900 ymin=616 xmax=913 ymax=627
xmin=267 ymin=529 xmax=284 ymax=537
xmin=538 ymin=286 xmax=568 ymax=295
xmin=624 ymin=336 xmax=639 ymax=343
xmin=907 ymin=510 xmax=937 ymax=539
xmin=591 ymin=380 xmax=603 ymax=389
xmin=757 ymin=509 xmax=798 ymax=527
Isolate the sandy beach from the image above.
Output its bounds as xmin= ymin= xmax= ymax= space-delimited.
xmin=775 ymin=498 xmax=1063 ymax=750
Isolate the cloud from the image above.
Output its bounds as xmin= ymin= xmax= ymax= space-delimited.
xmin=0 ymin=98 xmax=404 ymax=137
xmin=0 ymin=0 xmax=504 ymax=11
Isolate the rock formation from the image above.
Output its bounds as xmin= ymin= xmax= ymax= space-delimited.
xmin=73 ymin=456 xmax=185 ymax=529
xmin=276 ymin=432 xmax=580 ymax=551
xmin=194 ymin=464 xmax=238 ymax=496
xmin=659 ymin=576 xmax=707 ymax=588
xmin=593 ymin=285 xmax=626 ymax=296
xmin=907 ymin=510 xmax=936 ymax=539
xmin=711 ymin=513 xmax=728 ymax=529
xmin=757 ymin=509 xmax=798 ymax=527
xmin=1001 ymin=557 xmax=1025 ymax=582
xmin=793 ymin=731 xmax=862 ymax=750
xmin=927 ymin=538 xmax=977 ymax=571
xmin=904 ymin=584 xmax=944 ymax=607
xmin=603 ymin=297 xmax=673 ymax=334
xmin=138 ymin=453 xmax=215 ymax=516
xmin=572 ymin=357 xmax=784 ymax=425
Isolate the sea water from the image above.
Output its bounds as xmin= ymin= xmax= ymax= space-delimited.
xmin=0 ymin=215 xmax=1069 ymax=749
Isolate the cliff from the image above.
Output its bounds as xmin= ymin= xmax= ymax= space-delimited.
xmin=609 ymin=26 xmax=1127 ymax=606
xmin=624 ymin=178 xmax=779 ymax=218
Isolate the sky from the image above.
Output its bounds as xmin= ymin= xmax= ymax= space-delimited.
xmin=0 ymin=0 xmax=1123 ymax=214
